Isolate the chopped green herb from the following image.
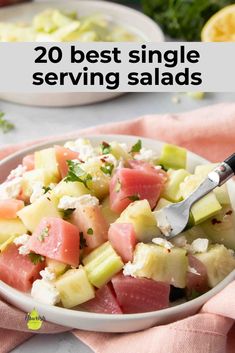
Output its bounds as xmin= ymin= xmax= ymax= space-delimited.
xmin=130 ymin=139 xmax=142 ymax=153
xmin=100 ymin=141 xmax=111 ymax=155
xmin=37 ymin=226 xmax=49 ymax=242
xmin=79 ymin=232 xmax=87 ymax=249
xmin=0 ymin=112 xmax=15 ymax=134
xmin=187 ymin=289 xmax=202 ymax=301
xmin=65 ymin=160 xmax=92 ymax=189
xmin=62 ymin=208 xmax=75 ymax=220
xmin=87 ymin=228 xmax=94 ymax=235
xmin=42 ymin=186 xmax=51 ymax=194
xmin=115 ymin=178 xmax=122 ymax=193
xmin=158 ymin=164 xmax=168 ymax=172
xmin=28 ymin=253 xmax=45 ymax=265
xmin=127 ymin=194 xmax=140 ymax=202
xmin=100 ymin=162 xmax=114 ymax=176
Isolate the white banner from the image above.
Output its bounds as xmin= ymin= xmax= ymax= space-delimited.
xmin=0 ymin=42 xmax=234 ymax=92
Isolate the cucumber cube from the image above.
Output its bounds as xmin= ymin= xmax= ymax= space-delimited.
xmin=82 ymin=159 xmax=111 ymax=199
xmin=34 ymin=148 xmax=60 ymax=185
xmin=46 ymin=258 xmax=69 ymax=277
xmin=110 ymin=142 xmax=130 ymax=161
xmin=195 ymin=164 xmax=231 ymax=205
xmin=191 ymin=193 xmax=222 ymax=225
xmin=17 ymin=195 xmax=62 ymax=232
xmin=55 ymin=266 xmax=95 ymax=308
xmin=159 ymin=144 xmax=187 ymax=170
xmin=201 ymin=207 xmax=235 ymax=250
xmin=154 ymin=198 xmax=172 ymax=211
xmin=195 ymin=244 xmax=235 ymax=287
xmin=101 ymin=197 xmax=119 ymax=225
xmin=83 ymin=241 xmax=124 ymax=288
xmin=180 ymin=174 xmax=222 ymax=225
xmin=51 ymin=180 xmax=89 ymax=201
xmin=132 ymin=243 xmax=188 ymax=288
xmin=116 ymin=200 xmax=161 ymax=242
xmin=22 ymin=169 xmax=46 ymax=199
xmin=162 ymin=169 xmax=190 ymax=202
xmin=0 ymin=218 xmax=27 ymax=244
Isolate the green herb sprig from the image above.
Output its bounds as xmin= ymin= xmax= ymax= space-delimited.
xmin=130 ymin=139 xmax=142 ymax=153
xmin=0 ymin=112 xmax=15 ymax=134
xmin=65 ymin=160 xmax=92 ymax=188
xmin=28 ymin=253 xmax=45 ymax=265
xmin=100 ymin=162 xmax=114 ymax=176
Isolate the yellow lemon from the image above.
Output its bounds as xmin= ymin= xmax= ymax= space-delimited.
xmin=201 ymin=4 xmax=235 ymax=42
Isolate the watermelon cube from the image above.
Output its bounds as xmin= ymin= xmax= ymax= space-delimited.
xmin=112 ymin=273 xmax=170 ymax=314
xmin=22 ymin=154 xmax=35 ymax=171
xmin=28 ymin=217 xmax=80 ymax=267
xmin=187 ymin=254 xmax=208 ymax=294
xmin=109 ymin=166 xmax=165 ymax=213
xmin=0 ymin=243 xmax=45 ymax=292
xmin=0 ymin=199 xmax=24 ymax=219
xmin=71 ymin=203 xmax=108 ymax=250
xmin=108 ymin=223 xmax=137 ymax=263
xmin=55 ymin=145 xmax=79 ymax=179
xmin=81 ymin=284 xmax=123 ymax=314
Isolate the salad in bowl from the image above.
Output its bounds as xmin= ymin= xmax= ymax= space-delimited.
xmin=0 ymin=137 xmax=235 ymax=317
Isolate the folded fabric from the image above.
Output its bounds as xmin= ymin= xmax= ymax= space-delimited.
xmin=1 ymin=102 xmax=235 ymax=353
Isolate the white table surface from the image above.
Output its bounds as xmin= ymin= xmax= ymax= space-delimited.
xmin=0 ymin=91 xmax=234 ymax=353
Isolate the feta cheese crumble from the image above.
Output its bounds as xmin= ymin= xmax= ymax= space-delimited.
xmin=30 ymin=182 xmax=45 ymax=203
xmin=190 ymin=238 xmax=209 ymax=254
xmin=40 ymin=267 xmax=56 ymax=281
xmin=67 ymin=138 xmax=96 ymax=161
xmin=14 ymin=234 xmax=30 ymax=246
xmin=0 ymin=177 xmax=23 ymax=200
xmin=123 ymin=261 xmax=144 ymax=277
xmin=58 ymin=194 xmax=99 ymax=210
xmin=188 ymin=266 xmax=200 ymax=276
xmin=7 ymin=164 xmax=26 ymax=180
xmin=134 ymin=148 xmax=159 ymax=163
xmin=153 ymin=209 xmax=172 ymax=237
xmin=31 ymin=279 xmax=60 ymax=305
xmin=152 ymin=237 xmax=174 ymax=250
xmin=18 ymin=244 xmax=30 ymax=255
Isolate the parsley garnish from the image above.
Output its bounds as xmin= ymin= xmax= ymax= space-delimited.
xmin=100 ymin=162 xmax=114 ymax=176
xmin=87 ymin=228 xmax=94 ymax=235
xmin=37 ymin=226 xmax=49 ymax=242
xmin=114 ymin=178 xmax=122 ymax=193
xmin=187 ymin=289 xmax=201 ymax=301
xmin=130 ymin=139 xmax=142 ymax=153
xmin=0 ymin=112 xmax=15 ymax=134
xmin=127 ymin=194 xmax=140 ymax=202
xmin=42 ymin=186 xmax=51 ymax=194
xmin=28 ymin=253 xmax=45 ymax=265
xmin=62 ymin=208 xmax=75 ymax=220
xmin=158 ymin=164 xmax=168 ymax=172
xmin=100 ymin=141 xmax=111 ymax=155
xmin=64 ymin=160 xmax=92 ymax=189
xmin=79 ymin=232 xmax=87 ymax=249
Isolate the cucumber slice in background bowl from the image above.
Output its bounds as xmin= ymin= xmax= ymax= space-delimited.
xmin=0 ymin=134 xmax=235 ymax=333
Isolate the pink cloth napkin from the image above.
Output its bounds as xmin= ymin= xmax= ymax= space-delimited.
xmin=1 ymin=102 xmax=235 ymax=353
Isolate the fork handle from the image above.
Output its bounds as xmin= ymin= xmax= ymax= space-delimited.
xmin=224 ymin=153 xmax=235 ymax=173
xmin=208 ymin=154 xmax=235 ymax=187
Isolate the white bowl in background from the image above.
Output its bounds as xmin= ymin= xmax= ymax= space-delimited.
xmin=0 ymin=134 xmax=235 ymax=332
xmin=0 ymin=0 xmax=164 ymax=107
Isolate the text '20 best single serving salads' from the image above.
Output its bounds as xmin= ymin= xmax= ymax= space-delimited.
xmin=0 ymin=138 xmax=235 ymax=314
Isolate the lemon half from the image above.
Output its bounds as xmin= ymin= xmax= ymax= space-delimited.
xmin=201 ymin=4 xmax=235 ymax=42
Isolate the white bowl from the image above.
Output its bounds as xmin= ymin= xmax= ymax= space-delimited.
xmin=0 ymin=135 xmax=234 ymax=332
xmin=0 ymin=0 xmax=164 ymax=107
